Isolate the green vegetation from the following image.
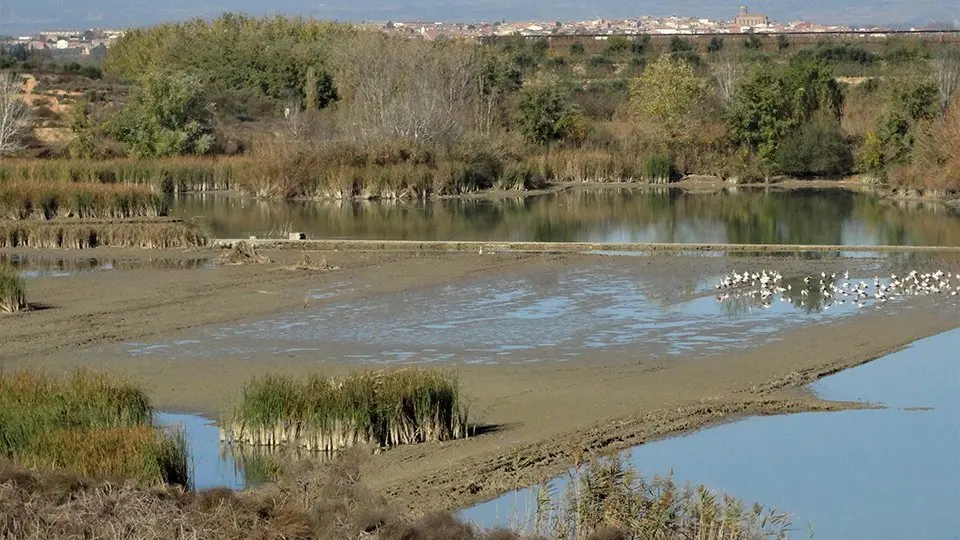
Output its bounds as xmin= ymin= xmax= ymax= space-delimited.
xmin=0 ymin=370 xmax=187 ymax=486
xmin=0 ymin=220 xmax=208 ymax=249
xmin=224 ymin=369 xmax=468 ymax=452
xmin=0 ymin=264 xmax=26 ymax=312
xmin=0 ymin=183 xmax=166 ymax=220
xmin=5 ymin=16 xmax=960 ymax=196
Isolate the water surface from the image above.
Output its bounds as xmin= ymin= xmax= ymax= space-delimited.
xmin=169 ymin=188 xmax=960 ymax=246
xmin=461 ymin=328 xmax=960 ymax=539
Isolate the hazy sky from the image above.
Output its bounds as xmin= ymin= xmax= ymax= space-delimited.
xmin=0 ymin=0 xmax=956 ymax=34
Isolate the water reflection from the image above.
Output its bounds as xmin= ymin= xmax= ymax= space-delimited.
xmin=169 ymin=188 xmax=960 ymax=246
xmin=101 ymin=266 xmax=930 ymax=364
xmin=0 ymin=253 xmax=211 ymax=278
xmin=461 ymin=328 xmax=960 ymax=540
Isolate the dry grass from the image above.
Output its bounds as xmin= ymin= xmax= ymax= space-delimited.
xmin=890 ymin=97 xmax=960 ymax=194
xmin=0 ymin=219 xmax=208 ymax=249
xmin=0 ymin=264 xmax=26 ymax=312
xmin=0 ymin=182 xmax=167 ymax=220
xmin=223 ymin=369 xmax=468 ymax=452
xmin=0 ymin=158 xmax=238 ymax=193
xmin=0 ymin=452 xmax=790 ymax=540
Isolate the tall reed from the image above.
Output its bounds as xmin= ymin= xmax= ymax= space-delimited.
xmin=0 ymin=158 xmax=238 ymax=193
xmin=0 ymin=370 xmax=187 ymax=486
xmin=223 ymin=369 xmax=468 ymax=453
xmin=0 ymin=220 xmax=208 ymax=249
xmin=529 ymin=456 xmax=792 ymax=540
xmin=0 ymin=183 xmax=168 ymax=220
xmin=0 ymin=264 xmax=26 ymax=312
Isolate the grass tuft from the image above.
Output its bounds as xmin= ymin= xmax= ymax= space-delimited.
xmin=0 ymin=220 xmax=208 ymax=249
xmin=0 ymin=369 xmax=187 ymax=487
xmin=0 ymin=183 xmax=168 ymax=220
xmin=0 ymin=264 xmax=26 ymax=312
xmin=223 ymin=369 xmax=468 ymax=452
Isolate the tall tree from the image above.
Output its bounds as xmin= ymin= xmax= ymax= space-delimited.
xmin=0 ymin=72 xmax=29 ymax=158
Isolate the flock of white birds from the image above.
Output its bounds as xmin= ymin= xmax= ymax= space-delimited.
xmin=714 ymin=269 xmax=960 ymax=310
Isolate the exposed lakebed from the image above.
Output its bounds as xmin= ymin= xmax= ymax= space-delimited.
xmin=460 ymin=328 xmax=960 ymax=539
xmin=88 ymin=262 xmax=956 ymax=365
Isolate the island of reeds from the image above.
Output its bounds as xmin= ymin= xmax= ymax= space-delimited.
xmin=0 ymin=369 xmax=187 ymax=487
xmin=0 ymin=264 xmax=26 ymax=312
xmin=222 ymin=369 xmax=468 ymax=452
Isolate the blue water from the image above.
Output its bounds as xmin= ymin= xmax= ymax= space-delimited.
xmin=155 ymin=412 xmax=246 ymax=491
xmin=461 ymin=328 xmax=960 ymax=539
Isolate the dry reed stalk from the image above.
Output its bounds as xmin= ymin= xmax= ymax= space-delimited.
xmin=0 ymin=220 xmax=208 ymax=249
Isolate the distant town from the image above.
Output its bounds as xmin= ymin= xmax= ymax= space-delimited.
xmin=2 ymin=5 xmax=957 ymax=58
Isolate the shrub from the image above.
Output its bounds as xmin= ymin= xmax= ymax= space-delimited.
xmin=0 ymin=264 xmax=26 ymax=312
xmin=774 ymin=118 xmax=853 ymax=177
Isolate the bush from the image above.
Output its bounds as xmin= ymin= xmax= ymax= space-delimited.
xmin=0 ymin=264 xmax=26 ymax=312
xmin=774 ymin=118 xmax=853 ymax=177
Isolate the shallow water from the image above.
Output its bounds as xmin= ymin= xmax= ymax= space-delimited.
xmin=169 ymin=188 xmax=960 ymax=246
xmin=155 ymin=412 xmax=246 ymax=491
xmin=104 ymin=264 xmax=940 ymax=364
xmin=0 ymin=253 xmax=211 ymax=278
xmin=460 ymin=328 xmax=960 ymax=539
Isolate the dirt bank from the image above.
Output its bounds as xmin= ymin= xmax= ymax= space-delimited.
xmin=1 ymin=248 xmax=957 ymax=514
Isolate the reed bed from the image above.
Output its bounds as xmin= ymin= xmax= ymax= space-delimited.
xmin=0 ymin=370 xmax=187 ymax=487
xmin=223 ymin=369 xmax=468 ymax=452
xmin=527 ymin=456 xmax=791 ymax=540
xmin=0 ymin=220 xmax=208 ymax=249
xmin=0 ymin=183 xmax=168 ymax=220
xmin=0 ymin=264 xmax=26 ymax=312
xmin=0 ymin=158 xmax=239 ymax=193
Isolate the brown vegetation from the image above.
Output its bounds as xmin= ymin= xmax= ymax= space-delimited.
xmin=0 ymin=182 xmax=166 ymax=220
xmin=0 ymin=219 xmax=207 ymax=249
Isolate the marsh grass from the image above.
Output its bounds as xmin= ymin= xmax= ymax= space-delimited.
xmin=0 ymin=158 xmax=238 ymax=193
xmin=0 ymin=264 xmax=26 ymax=312
xmin=0 ymin=220 xmax=208 ymax=249
xmin=526 ymin=456 xmax=792 ymax=540
xmin=0 ymin=183 xmax=168 ymax=220
xmin=223 ymin=369 xmax=468 ymax=452
xmin=0 ymin=370 xmax=187 ymax=486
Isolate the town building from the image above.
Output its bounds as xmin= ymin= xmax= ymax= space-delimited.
xmin=734 ymin=6 xmax=769 ymax=28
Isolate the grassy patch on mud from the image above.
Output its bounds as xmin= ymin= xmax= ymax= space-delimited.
xmin=0 ymin=264 xmax=26 ymax=312
xmin=223 ymin=369 xmax=468 ymax=452
xmin=0 ymin=369 xmax=187 ymax=486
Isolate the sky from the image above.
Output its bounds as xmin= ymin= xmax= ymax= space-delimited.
xmin=0 ymin=0 xmax=957 ymax=35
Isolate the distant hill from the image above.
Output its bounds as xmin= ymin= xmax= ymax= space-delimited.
xmin=0 ymin=0 xmax=955 ymax=34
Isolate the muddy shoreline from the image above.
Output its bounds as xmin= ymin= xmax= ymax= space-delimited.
xmin=1 ymin=248 xmax=958 ymax=515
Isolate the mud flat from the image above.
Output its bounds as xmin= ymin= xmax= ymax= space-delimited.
xmin=1 ymin=248 xmax=958 ymax=513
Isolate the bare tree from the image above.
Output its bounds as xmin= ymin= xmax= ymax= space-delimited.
xmin=0 ymin=72 xmax=30 ymax=157
xmin=712 ymin=54 xmax=744 ymax=105
xmin=931 ymin=47 xmax=960 ymax=111
xmin=332 ymin=34 xmax=480 ymax=143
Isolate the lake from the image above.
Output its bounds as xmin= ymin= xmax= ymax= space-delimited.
xmin=460 ymin=328 xmax=960 ymax=539
xmin=169 ymin=188 xmax=960 ymax=246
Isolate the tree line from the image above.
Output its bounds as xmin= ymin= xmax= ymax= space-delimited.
xmin=4 ymin=15 xmax=960 ymax=191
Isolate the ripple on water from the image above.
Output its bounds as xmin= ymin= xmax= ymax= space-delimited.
xmin=96 ymin=266 xmax=952 ymax=364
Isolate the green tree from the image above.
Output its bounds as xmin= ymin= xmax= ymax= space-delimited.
xmin=515 ymin=82 xmax=582 ymax=145
xmin=728 ymin=56 xmax=843 ymax=161
xmin=629 ymin=55 xmax=706 ymax=125
xmin=569 ymin=41 xmax=585 ymax=56
xmin=874 ymin=76 xmax=939 ymax=165
xmin=66 ymin=100 xmax=97 ymax=158
xmin=743 ymin=35 xmax=762 ymax=51
xmin=707 ymin=37 xmax=724 ymax=53
xmin=108 ymin=72 xmax=216 ymax=157
xmin=777 ymin=35 xmax=790 ymax=51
